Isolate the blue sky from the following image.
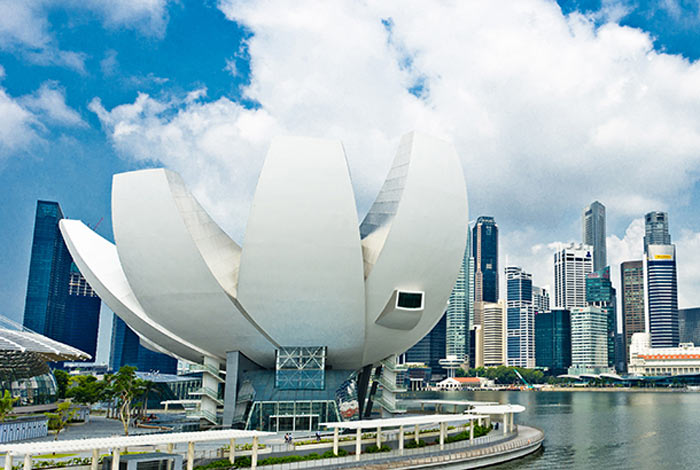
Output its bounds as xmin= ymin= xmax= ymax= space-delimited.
xmin=1 ymin=0 xmax=700 ymax=361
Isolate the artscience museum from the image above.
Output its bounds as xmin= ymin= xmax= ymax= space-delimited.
xmin=59 ymin=131 xmax=468 ymax=430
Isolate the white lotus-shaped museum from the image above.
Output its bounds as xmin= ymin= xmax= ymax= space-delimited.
xmin=59 ymin=131 xmax=468 ymax=372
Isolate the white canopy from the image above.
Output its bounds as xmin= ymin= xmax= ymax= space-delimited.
xmin=321 ymin=413 xmax=485 ymax=430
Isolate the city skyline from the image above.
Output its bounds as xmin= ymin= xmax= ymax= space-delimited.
xmin=2 ymin=1 xmax=700 ymax=329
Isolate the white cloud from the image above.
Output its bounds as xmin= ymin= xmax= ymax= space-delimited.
xmin=677 ymin=229 xmax=700 ymax=309
xmin=20 ymin=81 xmax=86 ymax=127
xmin=0 ymin=87 xmax=42 ymax=158
xmin=0 ymin=0 xmax=172 ymax=73
xmin=91 ymin=0 xmax=700 ymax=309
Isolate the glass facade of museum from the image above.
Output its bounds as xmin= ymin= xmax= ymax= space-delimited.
xmin=245 ymin=400 xmax=340 ymax=432
xmin=0 ymin=351 xmax=58 ymax=406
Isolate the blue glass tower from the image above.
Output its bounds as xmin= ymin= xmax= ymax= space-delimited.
xmin=535 ymin=308 xmax=571 ymax=375
xmin=23 ymin=201 xmax=100 ymax=359
xmin=586 ymin=266 xmax=617 ymax=368
xmin=646 ymin=244 xmax=679 ymax=348
xmin=110 ymin=315 xmax=177 ymax=374
xmin=405 ymin=314 xmax=447 ymax=376
xmin=506 ymin=266 xmax=534 ymax=367
xmin=473 ymin=216 xmax=498 ymax=304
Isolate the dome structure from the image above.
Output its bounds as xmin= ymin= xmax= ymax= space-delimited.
xmin=60 ymin=131 xmax=468 ymax=426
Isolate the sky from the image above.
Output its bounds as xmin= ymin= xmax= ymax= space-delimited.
xmin=1 ymin=0 xmax=700 ymax=362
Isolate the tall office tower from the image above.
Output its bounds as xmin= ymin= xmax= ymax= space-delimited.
xmin=480 ymin=300 xmax=506 ymax=367
xmin=473 ymin=217 xmax=498 ymax=316
xmin=582 ymin=201 xmax=607 ymax=271
xmin=679 ymin=308 xmax=700 ymax=345
xmin=23 ymin=201 xmax=101 ymax=358
xmin=110 ymin=316 xmax=177 ymax=374
xmin=535 ymin=308 xmax=571 ymax=375
xmin=446 ymin=228 xmax=473 ymax=362
xmin=468 ymin=325 xmax=483 ymax=368
xmin=405 ymin=314 xmax=447 ymax=377
xmin=505 ymin=267 xmax=535 ymax=368
xmin=621 ymin=260 xmax=645 ymax=367
xmin=532 ymin=286 xmax=550 ymax=314
xmin=586 ymin=266 xmax=617 ymax=369
xmin=645 ymin=244 xmax=679 ymax=348
xmin=554 ymin=243 xmax=594 ymax=310
xmin=569 ymin=306 xmax=609 ymax=374
xmin=644 ymin=211 xmax=670 ymax=253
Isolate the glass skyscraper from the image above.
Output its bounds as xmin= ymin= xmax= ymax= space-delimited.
xmin=473 ymin=216 xmax=498 ymax=308
xmin=110 ymin=315 xmax=177 ymax=374
xmin=505 ymin=266 xmax=535 ymax=368
xmin=644 ymin=211 xmax=671 ymax=253
xmin=446 ymin=228 xmax=474 ymax=362
xmin=679 ymin=308 xmax=700 ymax=346
xmin=646 ymin=244 xmax=679 ymax=348
xmin=405 ymin=314 xmax=447 ymax=376
xmin=582 ymin=201 xmax=606 ymax=271
xmin=621 ymin=260 xmax=644 ymax=368
xmin=23 ymin=201 xmax=101 ymax=359
xmin=535 ymin=308 xmax=571 ymax=375
xmin=586 ymin=266 xmax=617 ymax=369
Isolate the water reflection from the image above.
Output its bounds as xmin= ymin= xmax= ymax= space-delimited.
xmin=407 ymin=390 xmax=700 ymax=469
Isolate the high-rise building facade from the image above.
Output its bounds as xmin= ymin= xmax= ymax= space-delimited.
xmin=569 ymin=306 xmax=609 ymax=374
xmin=533 ymin=286 xmax=550 ymax=314
xmin=535 ymin=308 xmax=571 ymax=375
xmin=621 ymin=260 xmax=645 ymax=366
xmin=505 ymin=267 xmax=535 ymax=368
xmin=586 ymin=266 xmax=617 ymax=369
xmin=645 ymin=244 xmax=679 ymax=348
xmin=23 ymin=201 xmax=101 ymax=359
xmin=405 ymin=314 xmax=447 ymax=376
xmin=110 ymin=315 xmax=177 ymax=374
xmin=480 ymin=300 xmax=506 ymax=367
xmin=679 ymin=308 xmax=700 ymax=346
xmin=644 ymin=211 xmax=670 ymax=253
xmin=582 ymin=201 xmax=606 ymax=271
xmin=554 ymin=243 xmax=594 ymax=310
xmin=473 ymin=216 xmax=498 ymax=310
xmin=446 ymin=229 xmax=473 ymax=362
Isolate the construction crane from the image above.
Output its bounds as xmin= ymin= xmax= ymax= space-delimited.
xmin=513 ymin=369 xmax=533 ymax=389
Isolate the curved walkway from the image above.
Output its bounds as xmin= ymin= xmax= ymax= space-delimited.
xmin=257 ymin=425 xmax=544 ymax=470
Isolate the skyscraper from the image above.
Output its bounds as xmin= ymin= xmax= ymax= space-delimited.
xmin=554 ymin=243 xmax=594 ymax=310
xmin=621 ymin=260 xmax=645 ymax=367
xmin=446 ymin=228 xmax=473 ymax=362
xmin=586 ymin=266 xmax=617 ymax=369
xmin=532 ymin=286 xmax=550 ymax=314
xmin=645 ymin=244 xmax=679 ymax=348
xmin=405 ymin=314 xmax=447 ymax=376
xmin=473 ymin=216 xmax=498 ymax=312
xmin=480 ymin=300 xmax=506 ymax=367
xmin=23 ymin=201 xmax=101 ymax=359
xmin=582 ymin=201 xmax=606 ymax=271
xmin=679 ymin=308 xmax=700 ymax=345
xmin=505 ymin=266 xmax=535 ymax=368
xmin=110 ymin=315 xmax=177 ymax=374
xmin=569 ymin=306 xmax=608 ymax=374
xmin=644 ymin=211 xmax=671 ymax=253
xmin=535 ymin=308 xmax=571 ymax=375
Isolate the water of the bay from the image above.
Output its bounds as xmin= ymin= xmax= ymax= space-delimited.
xmin=410 ymin=390 xmax=700 ymax=469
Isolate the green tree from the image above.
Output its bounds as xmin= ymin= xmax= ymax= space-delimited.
xmin=0 ymin=390 xmax=18 ymax=422
xmin=45 ymin=401 xmax=77 ymax=440
xmin=53 ymin=370 xmax=70 ymax=399
xmin=108 ymin=366 xmax=146 ymax=435
xmin=66 ymin=375 xmax=108 ymax=406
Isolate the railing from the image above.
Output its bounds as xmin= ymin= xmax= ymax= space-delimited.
xmin=189 ymin=386 xmax=223 ymax=403
xmin=257 ymin=427 xmax=539 ymax=470
xmin=186 ymin=408 xmax=218 ymax=424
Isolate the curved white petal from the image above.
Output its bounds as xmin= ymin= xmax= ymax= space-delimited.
xmin=361 ymin=132 xmax=469 ymax=365
xmin=112 ymin=169 xmax=277 ymax=367
xmin=59 ymin=219 xmax=211 ymax=363
xmin=237 ymin=136 xmax=366 ymax=369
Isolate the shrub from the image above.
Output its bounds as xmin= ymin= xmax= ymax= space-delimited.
xmin=405 ymin=439 xmax=426 ymax=449
xmin=364 ymin=444 xmax=391 ymax=453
